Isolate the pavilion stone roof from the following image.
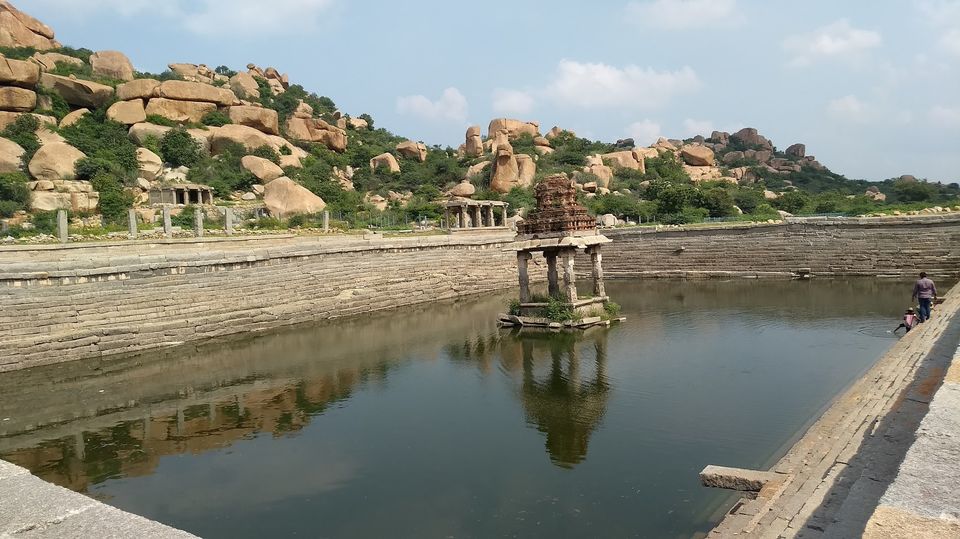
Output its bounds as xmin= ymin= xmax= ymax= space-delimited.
xmin=517 ymin=175 xmax=597 ymax=237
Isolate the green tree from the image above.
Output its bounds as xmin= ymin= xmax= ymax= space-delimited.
xmin=701 ymin=188 xmax=737 ymax=217
xmin=159 ymin=129 xmax=203 ymax=168
xmin=0 ymin=172 xmax=30 ymax=216
xmin=774 ymin=190 xmax=810 ymax=214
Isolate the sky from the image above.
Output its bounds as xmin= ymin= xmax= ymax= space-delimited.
xmin=21 ymin=0 xmax=960 ymax=182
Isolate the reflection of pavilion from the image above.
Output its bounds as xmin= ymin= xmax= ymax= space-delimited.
xmin=510 ymin=328 xmax=611 ymax=468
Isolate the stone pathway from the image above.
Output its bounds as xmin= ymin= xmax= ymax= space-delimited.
xmin=0 ymin=459 xmax=194 ymax=538
xmin=708 ymin=283 xmax=960 ymax=538
xmin=862 ymin=343 xmax=960 ymax=538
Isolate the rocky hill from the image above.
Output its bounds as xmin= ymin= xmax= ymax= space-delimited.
xmin=0 ymin=0 xmax=956 ymax=237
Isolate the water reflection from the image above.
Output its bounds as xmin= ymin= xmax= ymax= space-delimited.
xmin=0 ymin=279 xmax=930 ymax=538
xmin=515 ymin=329 xmax=610 ymax=468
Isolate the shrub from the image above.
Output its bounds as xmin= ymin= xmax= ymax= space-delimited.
xmin=701 ymin=188 xmax=737 ymax=217
xmin=358 ymin=113 xmax=374 ymax=129
xmin=141 ymin=134 xmax=161 ymax=157
xmin=61 ymin=115 xmax=138 ymax=173
xmin=0 ymin=114 xmax=40 ymax=165
xmin=251 ymin=145 xmax=280 ymax=164
xmin=0 ymin=172 xmax=30 ymax=215
xmin=75 ymin=157 xmax=124 ymax=181
xmin=774 ymin=190 xmax=810 ymax=214
xmin=543 ymin=297 xmax=580 ymax=322
xmin=186 ymin=141 xmax=255 ymax=197
xmin=159 ymin=129 xmax=203 ymax=168
xmin=90 ymin=172 xmax=133 ymax=224
xmin=200 ymin=110 xmax=231 ymax=127
xmin=604 ymin=302 xmax=621 ymax=318
xmin=34 ymin=86 xmax=70 ymax=120
xmin=733 ymin=189 xmax=763 ymax=214
xmin=146 ymin=114 xmax=177 ymax=127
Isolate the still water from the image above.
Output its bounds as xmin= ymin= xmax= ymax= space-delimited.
xmin=0 ymin=279 xmax=917 ymax=538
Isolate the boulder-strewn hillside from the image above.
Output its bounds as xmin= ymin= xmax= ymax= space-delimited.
xmin=0 ymin=0 xmax=956 ymax=238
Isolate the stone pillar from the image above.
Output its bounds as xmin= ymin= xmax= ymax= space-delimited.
xmin=1 ymin=219 xmax=8 ymax=234
xmin=224 ymin=207 xmax=234 ymax=236
xmin=562 ymin=250 xmax=578 ymax=302
xmin=127 ymin=209 xmax=138 ymax=239
xmin=517 ymin=251 xmax=532 ymax=303
xmin=323 ymin=210 xmax=330 ymax=232
xmin=162 ymin=206 xmax=172 ymax=238
xmin=57 ymin=209 xmax=68 ymax=243
xmin=487 ymin=205 xmax=495 ymax=227
xmin=546 ymin=252 xmax=560 ymax=298
xmin=501 ymin=206 xmax=508 ymax=227
xmin=194 ymin=206 xmax=204 ymax=237
xmin=458 ymin=206 xmax=466 ymax=228
xmin=588 ymin=246 xmax=606 ymax=298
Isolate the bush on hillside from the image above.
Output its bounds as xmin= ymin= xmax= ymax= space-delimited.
xmin=60 ymin=115 xmax=138 ymax=174
xmin=0 ymin=114 xmax=40 ymax=165
xmin=159 ymin=128 xmax=203 ymax=168
xmin=0 ymin=172 xmax=31 ymax=216
xmin=145 ymin=114 xmax=177 ymax=127
xmin=200 ymin=110 xmax=231 ymax=127
xmin=90 ymin=171 xmax=133 ymax=224
xmin=701 ymin=187 xmax=738 ymax=217
xmin=186 ymin=141 xmax=255 ymax=197
xmin=773 ymin=190 xmax=810 ymax=214
xmin=251 ymin=145 xmax=280 ymax=165
xmin=33 ymin=86 xmax=70 ymax=120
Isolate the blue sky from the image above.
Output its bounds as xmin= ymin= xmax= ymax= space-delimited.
xmin=23 ymin=0 xmax=960 ymax=182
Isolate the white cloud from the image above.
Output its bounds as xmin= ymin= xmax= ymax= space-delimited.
xmin=917 ymin=1 xmax=960 ymax=57
xmin=545 ymin=60 xmax=700 ymax=109
xmin=682 ymin=118 xmax=714 ymax=137
xmin=491 ymin=89 xmax=535 ymax=116
xmin=827 ymin=95 xmax=868 ymax=121
xmin=396 ymin=87 xmax=468 ymax=124
xmin=625 ymin=0 xmax=743 ymax=29
xmin=930 ymin=105 xmax=960 ymax=127
xmin=783 ymin=20 xmax=882 ymax=66
xmin=625 ymin=120 xmax=662 ymax=146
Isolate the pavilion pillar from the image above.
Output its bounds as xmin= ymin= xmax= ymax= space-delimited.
xmin=588 ymin=246 xmax=606 ymax=298
xmin=473 ymin=206 xmax=481 ymax=228
xmin=517 ymin=251 xmax=532 ymax=303
xmin=501 ymin=206 xmax=508 ymax=227
xmin=487 ymin=205 xmax=495 ymax=227
xmin=562 ymin=250 xmax=578 ymax=302
xmin=458 ymin=206 xmax=466 ymax=228
xmin=546 ymin=252 xmax=560 ymax=298
xmin=162 ymin=206 xmax=172 ymax=238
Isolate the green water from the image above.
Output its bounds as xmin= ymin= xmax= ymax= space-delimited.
xmin=0 ymin=279 xmax=916 ymax=538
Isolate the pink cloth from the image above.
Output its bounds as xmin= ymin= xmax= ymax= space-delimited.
xmin=904 ymin=314 xmax=918 ymax=327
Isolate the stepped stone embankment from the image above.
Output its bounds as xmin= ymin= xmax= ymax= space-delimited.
xmin=593 ymin=215 xmax=960 ymax=279
xmin=0 ymin=233 xmax=527 ymax=372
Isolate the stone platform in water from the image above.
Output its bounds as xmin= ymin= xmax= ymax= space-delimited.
xmin=497 ymin=313 xmax=624 ymax=330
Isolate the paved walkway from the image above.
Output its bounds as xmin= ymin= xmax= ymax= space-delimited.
xmin=708 ymin=282 xmax=960 ymax=538
xmin=862 ymin=343 xmax=960 ymax=537
xmin=0 ymin=460 xmax=194 ymax=538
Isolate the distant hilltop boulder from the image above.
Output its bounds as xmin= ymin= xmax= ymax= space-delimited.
xmin=0 ymin=0 xmax=59 ymax=50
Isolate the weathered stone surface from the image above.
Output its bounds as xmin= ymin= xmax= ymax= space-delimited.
xmin=465 ymin=160 xmax=490 ymax=180
xmin=396 ymin=140 xmax=427 ymax=162
xmin=488 ymin=118 xmax=539 ymax=139
xmin=263 ymin=176 xmax=325 ymax=217
xmin=599 ymin=213 xmax=618 ymax=227
xmin=209 ymin=124 xmax=274 ymax=154
xmin=722 ymin=150 xmax=744 ymax=164
xmin=136 ymin=147 xmax=162 ymax=180
xmin=490 ymin=141 xmax=520 ymax=194
xmin=680 ymin=144 xmax=716 ymax=166
xmin=546 ymin=126 xmax=574 ymax=139
xmin=155 ymin=80 xmax=236 ymax=106
xmin=464 ymin=125 xmax=483 ymax=157
xmin=279 ymin=154 xmax=302 ymax=169
xmin=369 ymin=152 xmax=400 ymax=173
xmin=284 ymin=117 xmax=346 ymax=152
xmin=0 ymin=55 xmax=39 ymax=87
xmin=107 ymin=99 xmax=146 ymax=125
xmin=89 ymin=50 xmax=134 ymax=81
xmin=347 ymin=117 xmax=368 ymax=129
xmin=241 ymin=155 xmax=284 ymax=183
xmin=731 ymin=127 xmax=773 ymax=150
xmin=116 ymin=78 xmax=159 ymax=101
xmin=0 ymin=112 xmax=53 ymax=133
xmin=0 ymin=0 xmax=60 ymax=50
xmin=28 ymin=51 xmax=82 ymax=72
xmin=27 ymin=142 xmax=85 ymax=181
xmin=228 ymin=105 xmax=279 ymax=135
xmin=447 ymin=179 xmax=476 ymax=197
xmin=700 ymin=465 xmax=780 ymax=492
xmin=0 ymin=86 xmax=34 ymax=111
xmin=229 ymin=72 xmax=259 ymax=100
xmin=59 ymin=108 xmax=89 ymax=128
xmin=0 ymin=135 xmax=23 ymax=172
xmin=785 ymin=143 xmax=806 ymax=158
xmin=516 ymin=153 xmax=536 ymax=187
xmin=39 ymin=73 xmax=113 ymax=108
xmin=601 ymin=150 xmax=644 ymax=171
xmin=145 ymin=98 xmax=216 ymax=124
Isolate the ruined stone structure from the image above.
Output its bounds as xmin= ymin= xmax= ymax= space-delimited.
xmin=147 ymin=183 xmax=214 ymax=206
xmin=508 ymin=175 xmax=612 ymax=324
xmin=443 ymin=197 xmax=508 ymax=230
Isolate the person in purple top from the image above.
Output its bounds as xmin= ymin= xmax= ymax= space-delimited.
xmin=912 ymin=272 xmax=938 ymax=323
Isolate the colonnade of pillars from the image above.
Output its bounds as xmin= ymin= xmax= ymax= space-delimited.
xmin=448 ymin=204 xmax=509 ymax=229
xmin=516 ymin=246 xmax=606 ymax=304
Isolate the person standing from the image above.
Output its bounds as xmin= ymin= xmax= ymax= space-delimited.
xmin=912 ymin=272 xmax=938 ymax=323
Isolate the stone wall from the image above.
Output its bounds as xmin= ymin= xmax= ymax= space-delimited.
xmin=0 ymin=233 xmax=532 ymax=372
xmin=592 ymin=215 xmax=960 ymax=279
